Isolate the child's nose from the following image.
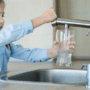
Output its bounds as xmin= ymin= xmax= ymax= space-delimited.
xmin=1 ymin=18 xmax=4 ymax=24
xmin=0 ymin=17 xmax=4 ymax=24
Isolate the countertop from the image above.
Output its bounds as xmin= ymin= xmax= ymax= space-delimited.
xmin=0 ymin=59 xmax=90 ymax=90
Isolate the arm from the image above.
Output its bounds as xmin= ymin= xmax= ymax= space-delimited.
xmin=10 ymin=40 xmax=76 ymax=62
xmin=0 ymin=20 xmax=33 ymax=46
xmin=10 ymin=43 xmax=50 ymax=63
xmin=0 ymin=7 xmax=57 ymax=46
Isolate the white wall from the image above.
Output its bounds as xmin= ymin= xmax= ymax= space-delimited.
xmin=4 ymin=0 xmax=54 ymax=50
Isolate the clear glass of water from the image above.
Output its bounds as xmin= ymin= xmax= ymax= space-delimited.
xmin=56 ymin=30 xmax=75 ymax=67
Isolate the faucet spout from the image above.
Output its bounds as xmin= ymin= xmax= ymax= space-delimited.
xmin=51 ymin=18 xmax=90 ymax=36
xmin=51 ymin=18 xmax=90 ymax=28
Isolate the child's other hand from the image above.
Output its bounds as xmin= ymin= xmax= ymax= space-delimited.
xmin=42 ymin=7 xmax=57 ymax=23
xmin=53 ymin=39 xmax=76 ymax=53
xmin=47 ymin=38 xmax=76 ymax=59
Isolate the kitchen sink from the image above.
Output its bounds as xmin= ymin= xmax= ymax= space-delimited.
xmin=4 ymin=69 xmax=87 ymax=85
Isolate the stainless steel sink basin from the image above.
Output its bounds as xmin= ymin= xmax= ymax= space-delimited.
xmin=5 ymin=69 xmax=87 ymax=85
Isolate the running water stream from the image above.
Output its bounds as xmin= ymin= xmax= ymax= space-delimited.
xmin=64 ymin=24 xmax=72 ymax=66
xmin=64 ymin=24 xmax=68 ymax=50
xmin=63 ymin=24 xmax=68 ymax=65
xmin=56 ymin=24 xmax=72 ymax=66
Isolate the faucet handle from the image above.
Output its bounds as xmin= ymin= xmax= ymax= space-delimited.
xmin=81 ymin=64 xmax=90 ymax=89
xmin=80 ymin=64 xmax=87 ymax=69
xmin=86 ymin=29 xmax=90 ymax=36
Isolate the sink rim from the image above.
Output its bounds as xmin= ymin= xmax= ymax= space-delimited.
xmin=0 ymin=69 xmax=87 ymax=86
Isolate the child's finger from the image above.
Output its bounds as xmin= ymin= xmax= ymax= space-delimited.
xmin=61 ymin=35 xmax=74 ymax=42
xmin=66 ymin=35 xmax=74 ymax=41
xmin=68 ymin=41 xmax=76 ymax=45
xmin=53 ymin=41 xmax=59 ymax=46
xmin=68 ymin=46 xmax=75 ymax=49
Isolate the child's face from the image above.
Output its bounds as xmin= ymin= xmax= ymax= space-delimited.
xmin=0 ymin=2 xmax=4 ymax=30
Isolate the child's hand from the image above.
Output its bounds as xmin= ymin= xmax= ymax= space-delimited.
xmin=53 ymin=40 xmax=76 ymax=53
xmin=47 ymin=36 xmax=76 ymax=59
xmin=42 ymin=7 xmax=57 ymax=23
xmin=53 ymin=35 xmax=76 ymax=53
xmin=31 ymin=7 xmax=57 ymax=29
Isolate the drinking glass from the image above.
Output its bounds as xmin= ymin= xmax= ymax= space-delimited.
xmin=56 ymin=30 xmax=75 ymax=66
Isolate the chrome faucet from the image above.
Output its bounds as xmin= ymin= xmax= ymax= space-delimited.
xmin=81 ymin=64 xmax=90 ymax=89
xmin=51 ymin=18 xmax=90 ymax=36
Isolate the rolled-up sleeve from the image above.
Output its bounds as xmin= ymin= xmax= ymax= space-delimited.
xmin=0 ymin=20 xmax=33 ymax=46
xmin=10 ymin=43 xmax=50 ymax=63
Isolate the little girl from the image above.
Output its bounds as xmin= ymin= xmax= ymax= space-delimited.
xmin=0 ymin=0 xmax=76 ymax=74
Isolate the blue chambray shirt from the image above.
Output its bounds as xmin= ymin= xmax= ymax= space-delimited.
xmin=0 ymin=20 xmax=50 ymax=74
